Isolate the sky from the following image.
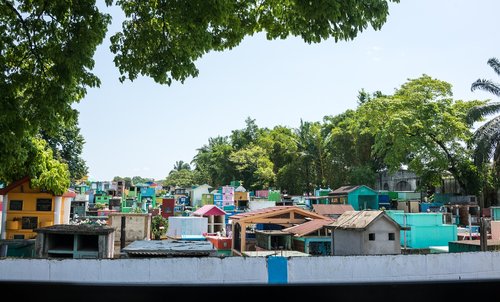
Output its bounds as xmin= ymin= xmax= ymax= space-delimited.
xmin=74 ymin=0 xmax=500 ymax=181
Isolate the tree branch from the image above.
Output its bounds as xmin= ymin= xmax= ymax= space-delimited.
xmin=2 ymin=0 xmax=46 ymax=76
xmin=426 ymin=133 xmax=467 ymax=191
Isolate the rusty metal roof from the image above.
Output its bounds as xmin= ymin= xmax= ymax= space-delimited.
xmin=327 ymin=210 xmax=400 ymax=230
xmin=229 ymin=206 xmax=327 ymax=223
xmin=122 ymin=240 xmax=217 ymax=257
xmin=229 ymin=206 xmax=297 ymax=219
xmin=329 ymin=185 xmax=360 ymax=195
xmin=283 ymin=219 xmax=334 ymax=237
xmin=312 ymin=204 xmax=354 ymax=216
xmin=34 ymin=224 xmax=115 ymax=235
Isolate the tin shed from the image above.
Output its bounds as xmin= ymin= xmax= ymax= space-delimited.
xmin=327 ymin=210 xmax=401 ymax=256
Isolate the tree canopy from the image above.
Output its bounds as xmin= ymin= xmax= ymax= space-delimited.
xmin=110 ymin=0 xmax=400 ymax=85
xmin=0 ymin=0 xmax=110 ymax=191
xmin=186 ymin=76 xmax=489 ymax=197
xmin=0 ymin=0 xmax=399 ymax=192
xmin=357 ymin=75 xmax=484 ymax=194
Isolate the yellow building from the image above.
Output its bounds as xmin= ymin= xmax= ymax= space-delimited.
xmin=0 ymin=177 xmax=75 ymax=240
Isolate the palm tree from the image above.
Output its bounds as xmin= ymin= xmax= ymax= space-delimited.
xmin=173 ymin=160 xmax=191 ymax=171
xmin=468 ymin=57 xmax=500 ymax=168
xmin=468 ymin=57 xmax=500 ymax=208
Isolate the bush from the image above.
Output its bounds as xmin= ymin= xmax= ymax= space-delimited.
xmin=151 ymin=215 xmax=168 ymax=240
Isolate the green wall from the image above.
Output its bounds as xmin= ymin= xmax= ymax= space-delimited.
xmin=387 ymin=211 xmax=457 ymax=249
xmin=348 ymin=186 xmax=378 ymax=210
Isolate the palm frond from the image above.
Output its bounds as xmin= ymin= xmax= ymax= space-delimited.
xmin=471 ymin=79 xmax=500 ymax=96
xmin=471 ymin=116 xmax=500 ymax=165
xmin=493 ymin=143 xmax=500 ymax=165
xmin=466 ymin=101 xmax=500 ymax=124
xmin=488 ymin=57 xmax=500 ymax=76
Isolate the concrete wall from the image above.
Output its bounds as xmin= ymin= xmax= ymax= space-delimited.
xmin=192 ymin=186 xmax=211 ymax=208
xmin=364 ymin=219 xmax=400 ymax=255
xmin=167 ymin=216 xmax=208 ymax=238
xmin=0 ymin=257 xmax=268 ymax=284
xmin=3 ymin=252 xmax=500 ymax=284
xmin=377 ymin=169 xmax=418 ymax=191
xmin=248 ymin=200 xmax=276 ymax=211
xmin=492 ymin=221 xmax=500 ymax=240
xmin=333 ymin=230 xmax=363 ymax=255
xmin=287 ymin=252 xmax=500 ymax=283
xmin=333 ymin=219 xmax=400 ymax=256
xmin=103 ymin=232 xmax=115 ymax=258
xmin=108 ymin=213 xmax=151 ymax=242
xmin=397 ymin=200 xmax=420 ymax=213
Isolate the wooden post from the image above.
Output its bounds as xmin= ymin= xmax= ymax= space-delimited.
xmin=468 ymin=214 xmax=472 ymax=240
xmin=0 ymin=194 xmax=7 ymax=257
xmin=231 ymin=222 xmax=236 ymax=253
xmin=240 ymin=222 xmax=246 ymax=253
xmin=120 ymin=216 xmax=126 ymax=251
xmin=480 ymin=217 xmax=488 ymax=252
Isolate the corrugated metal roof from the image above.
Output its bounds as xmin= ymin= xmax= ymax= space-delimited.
xmin=313 ymin=204 xmax=354 ymax=216
xmin=327 ymin=210 xmax=389 ymax=230
xmin=255 ymin=230 xmax=290 ymax=235
xmin=123 ymin=240 xmax=216 ymax=257
xmin=330 ymin=185 xmax=360 ymax=195
xmin=193 ymin=205 xmax=226 ymax=216
xmin=283 ymin=219 xmax=334 ymax=237
xmin=34 ymin=224 xmax=115 ymax=235
xmin=229 ymin=206 xmax=297 ymax=219
xmin=242 ymin=250 xmax=311 ymax=257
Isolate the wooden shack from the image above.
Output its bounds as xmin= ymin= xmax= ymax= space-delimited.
xmin=229 ymin=206 xmax=327 ymax=255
